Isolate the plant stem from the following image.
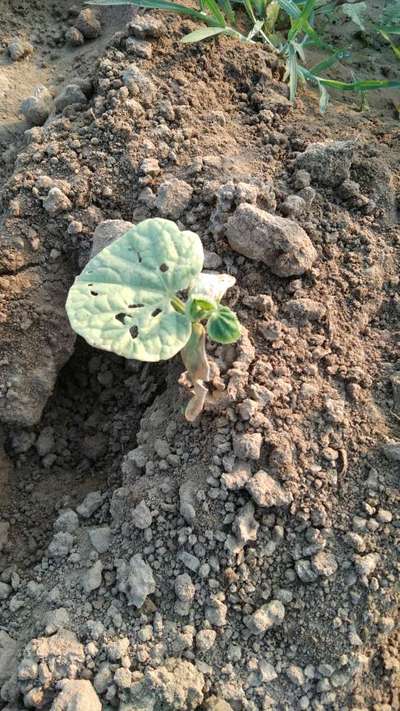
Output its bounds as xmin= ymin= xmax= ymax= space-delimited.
xmin=171 ymin=296 xmax=186 ymax=314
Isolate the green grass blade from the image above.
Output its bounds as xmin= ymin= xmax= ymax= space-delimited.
xmin=181 ymin=26 xmax=228 ymax=41
xmin=203 ymin=0 xmax=227 ymax=24
xmin=379 ymin=31 xmax=400 ymax=59
xmin=310 ymin=49 xmax=348 ymax=74
xmin=288 ymin=0 xmax=315 ymax=41
xmin=218 ymin=0 xmax=236 ymax=24
xmin=242 ymin=0 xmax=257 ymax=23
xmin=301 ymin=66 xmax=400 ymax=92
xmin=276 ymin=0 xmax=301 ymax=19
xmin=379 ymin=24 xmax=400 ymax=35
xmin=89 ymin=0 xmax=212 ymax=21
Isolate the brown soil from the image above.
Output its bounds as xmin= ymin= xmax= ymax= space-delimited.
xmin=0 ymin=2 xmax=399 ymax=710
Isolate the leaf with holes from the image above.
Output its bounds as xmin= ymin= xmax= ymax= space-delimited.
xmin=66 ymin=218 xmax=204 ymax=361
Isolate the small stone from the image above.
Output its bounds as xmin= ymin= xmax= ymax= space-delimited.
xmin=231 ymin=501 xmax=259 ymax=549
xmin=126 ymin=37 xmax=153 ymax=59
xmin=376 ymin=508 xmax=392 ymax=523
xmin=128 ymin=16 xmax=164 ymax=38
xmin=8 ymin=39 xmax=33 ymax=61
xmin=382 ymin=441 xmax=400 ymax=461
xmin=196 ymin=629 xmax=216 ymax=652
xmin=354 ymin=553 xmax=379 ymax=577
xmin=281 ymin=195 xmax=306 ymax=217
xmin=93 ymin=663 xmax=112 ymax=694
xmin=245 ymin=600 xmax=285 ymax=635
xmin=294 ymin=140 xmax=355 ymax=187
xmin=175 ymin=574 xmax=195 ymax=603
xmin=54 ymin=509 xmax=79 ymax=534
xmin=246 ymin=471 xmax=292 ymax=508
xmin=65 ymin=26 xmax=85 ymax=46
xmin=51 ymin=679 xmax=101 ymax=710
xmin=0 ymin=583 xmax=11 ymax=600
xmin=77 ymin=491 xmax=103 ymax=518
xmin=295 ymin=559 xmax=318 ymax=583
xmin=131 ymin=500 xmax=152 ymax=530
xmin=48 ymin=532 xmax=74 ymax=558
xmin=54 ymin=84 xmax=87 ymax=113
xmin=221 ymin=461 xmax=251 ymax=490
xmin=311 ymin=551 xmax=338 ymax=577
xmin=140 ymin=158 xmax=160 ymax=175
xmin=106 ymin=638 xmax=129 ymax=662
xmin=36 ymin=426 xmax=55 ymax=457
xmin=155 ymin=178 xmax=193 ymax=219
xmin=20 ymin=85 xmax=53 ymax=126
xmin=205 ymin=596 xmax=227 ymax=627
xmin=82 ymin=560 xmax=103 ymax=594
xmin=286 ymin=665 xmax=305 ymax=686
xmin=116 ymin=554 xmax=155 ymax=608
xmin=178 ymin=551 xmax=200 ymax=572
xmin=285 ymin=298 xmax=326 ymax=323
xmin=43 ymin=188 xmax=72 ymax=216
xmin=232 ymin=432 xmax=262 ymax=460
xmin=75 ymin=8 xmax=102 ymax=39
xmin=259 ymin=661 xmax=278 ymax=683
xmin=226 ymin=203 xmax=317 ymax=277
xmin=88 ymin=526 xmax=111 ymax=553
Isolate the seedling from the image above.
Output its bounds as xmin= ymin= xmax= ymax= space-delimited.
xmin=66 ymin=218 xmax=241 ymax=421
xmin=90 ymin=0 xmax=400 ymax=112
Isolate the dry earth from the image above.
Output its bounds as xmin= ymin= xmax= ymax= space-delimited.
xmin=0 ymin=1 xmax=399 ymax=710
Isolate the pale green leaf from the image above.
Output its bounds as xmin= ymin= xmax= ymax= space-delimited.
xmin=181 ymin=27 xmax=228 ymax=43
xmin=342 ymin=1 xmax=368 ymax=30
xmin=66 ymin=219 xmax=204 ymax=362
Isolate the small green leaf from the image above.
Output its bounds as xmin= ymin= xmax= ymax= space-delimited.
xmin=187 ymin=297 xmax=217 ymax=320
xmin=181 ymin=26 xmax=228 ymax=43
xmin=207 ymin=306 xmax=241 ymax=344
xmin=66 ymin=219 xmax=204 ymax=362
xmin=190 ymin=272 xmax=236 ymax=302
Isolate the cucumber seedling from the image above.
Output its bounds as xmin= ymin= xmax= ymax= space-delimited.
xmin=66 ymin=218 xmax=241 ymax=421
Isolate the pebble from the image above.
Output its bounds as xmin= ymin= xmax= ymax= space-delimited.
xmin=8 ymin=39 xmax=33 ymax=61
xmin=246 ymin=470 xmax=292 ymax=508
xmin=75 ymin=8 xmax=102 ymax=39
xmin=43 ymin=188 xmax=72 ymax=216
xmin=20 ymin=85 xmax=53 ymax=126
xmin=245 ymin=600 xmax=285 ymax=635
xmin=131 ymin=500 xmax=152 ymax=529
xmin=226 ymin=203 xmax=317 ymax=277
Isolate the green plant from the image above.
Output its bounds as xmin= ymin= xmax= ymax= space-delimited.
xmin=89 ymin=0 xmax=400 ymax=111
xmin=66 ymin=218 xmax=241 ymax=421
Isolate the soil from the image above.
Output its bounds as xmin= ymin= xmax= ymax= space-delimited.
xmin=0 ymin=1 xmax=399 ymax=710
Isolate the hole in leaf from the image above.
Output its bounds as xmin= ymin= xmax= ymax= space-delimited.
xmin=130 ymin=325 xmax=139 ymax=339
xmin=128 ymin=303 xmax=144 ymax=309
xmin=115 ymin=312 xmax=128 ymax=324
xmin=159 ymin=263 xmax=169 ymax=272
xmin=128 ymin=249 xmax=142 ymax=262
xmin=90 ymin=291 xmax=99 ymax=296
xmin=152 ymin=308 xmax=162 ymax=317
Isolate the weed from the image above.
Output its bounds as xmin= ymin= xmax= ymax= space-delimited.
xmin=90 ymin=0 xmax=400 ymax=111
xmin=66 ymin=218 xmax=241 ymax=421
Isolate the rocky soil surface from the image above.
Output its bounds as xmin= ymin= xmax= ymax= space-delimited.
xmin=0 ymin=2 xmax=399 ymax=710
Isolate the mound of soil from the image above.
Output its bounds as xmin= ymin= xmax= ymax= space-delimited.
xmin=0 ymin=3 xmax=399 ymax=710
